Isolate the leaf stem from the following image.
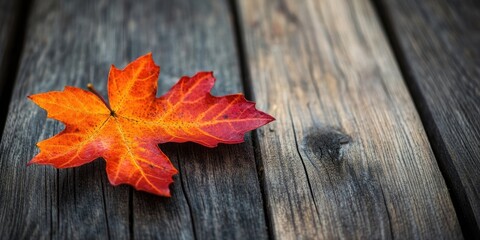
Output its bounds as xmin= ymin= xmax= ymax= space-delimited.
xmin=87 ymin=83 xmax=114 ymax=113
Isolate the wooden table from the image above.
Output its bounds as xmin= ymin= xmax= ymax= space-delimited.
xmin=1 ymin=0 xmax=478 ymax=239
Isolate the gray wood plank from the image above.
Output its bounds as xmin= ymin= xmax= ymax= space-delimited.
xmin=0 ymin=0 xmax=132 ymax=238
xmin=127 ymin=0 xmax=268 ymax=239
xmin=236 ymin=0 xmax=463 ymax=238
xmin=0 ymin=0 xmax=268 ymax=239
xmin=376 ymin=0 xmax=480 ymax=235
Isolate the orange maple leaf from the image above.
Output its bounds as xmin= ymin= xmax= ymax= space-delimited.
xmin=28 ymin=53 xmax=274 ymax=196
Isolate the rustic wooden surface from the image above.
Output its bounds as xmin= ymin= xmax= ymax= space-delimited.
xmin=376 ymin=0 xmax=480 ymax=235
xmin=237 ymin=0 xmax=462 ymax=238
xmin=0 ymin=0 xmax=477 ymax=239
xmin=0 ymin=0 xmax=266 ymax=239
xmin=127 ymin=0 xmax=267 ymax=239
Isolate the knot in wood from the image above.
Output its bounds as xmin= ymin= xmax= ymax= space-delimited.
xmin=303 ymin=127 xmax=351 ymax=165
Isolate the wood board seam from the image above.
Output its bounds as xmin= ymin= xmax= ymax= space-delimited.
xmin=229 ymin=0 xmax=274 ymax=239
xmin=370 ymin=0 xmax=478 ymax=236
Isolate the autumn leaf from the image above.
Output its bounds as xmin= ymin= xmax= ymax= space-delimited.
xmin=28 ymin=53 xmax=274 ymax=196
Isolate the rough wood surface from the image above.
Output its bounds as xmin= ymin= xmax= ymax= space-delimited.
xmin=0 ymin=0 xmax=131 ymax=238
xmin=0 ymin=0 xmax=267 ymax=239
xmin=127 ymin=0 xmax=267 ymax=239
xmin=376 ymin=0 xmax=480 ymax=234
xmin=236 ymin=0 xmax=463 ymax=238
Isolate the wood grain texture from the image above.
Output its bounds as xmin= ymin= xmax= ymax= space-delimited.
xmin=127 ymin=0 xmax=268 ymax=239
xmin=0 ymin=0 xmax=267 ymax=239
xmin=236 ymin=0 xmax=463 ymax=238
xmin=0 ymin=0 xmax=131 ymax=238
xmin=376 ymin=0 xmax=480 ymax=234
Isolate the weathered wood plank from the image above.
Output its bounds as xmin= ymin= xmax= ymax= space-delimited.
xmin=376 ymin=0 xmax=480 ymax=235
xmin=0 ymin=0 xmax=268 ymax=239
xmin=236 ymin=0 xmax=463 ymax=238
xmin=0 ymin=0 xmax=132 ymax=238
xmin=128 ymin=0 xmax=268 ymax=239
